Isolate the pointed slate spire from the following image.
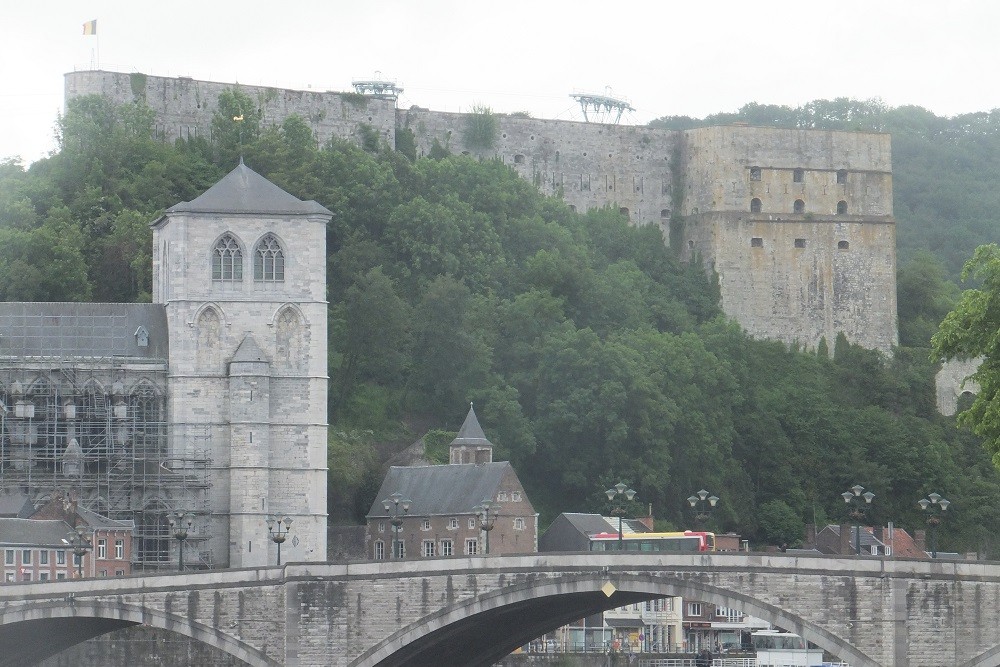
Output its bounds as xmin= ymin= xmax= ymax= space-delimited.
xmin=449 ymin=403 xmax=493 ymax=464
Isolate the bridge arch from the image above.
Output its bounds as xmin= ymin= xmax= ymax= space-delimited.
xmin=357 ymin=570 xmax=875 ymax=667
xmin=0 ymin=598 xmax=278 ymax=667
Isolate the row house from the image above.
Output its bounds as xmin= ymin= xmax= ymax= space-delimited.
xmin=0 ymin=492 xmax=134 ymax=582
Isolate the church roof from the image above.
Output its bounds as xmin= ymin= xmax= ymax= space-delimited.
xmin=166 ymin=161 xmax=332 ymax=217
xmin=0 ymin=303 xmax=168 ymax=360
xmin=366 ymin=462 xmax=514 ymax=518
xmin=450 ymin=404 xmax=492 ymax=448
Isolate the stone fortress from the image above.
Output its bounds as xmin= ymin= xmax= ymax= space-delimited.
xmin=66 ymin=70 xmax=898 ymax=354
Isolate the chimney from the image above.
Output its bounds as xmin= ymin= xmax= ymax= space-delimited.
xmin=636 ymin=503 xmax=654 ymax=531
xmin=914 ymin=529 xmax=927 ymax=553
xmin=804 ymin=523 xmax=816 ymax=547
xmin=839 ymin=523 xmax=852 ymax=554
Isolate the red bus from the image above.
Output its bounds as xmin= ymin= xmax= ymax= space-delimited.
xmin=589 ymin=531 xmax=716 ymax=552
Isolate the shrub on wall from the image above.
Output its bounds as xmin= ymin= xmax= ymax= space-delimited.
xmin=464 ymin=105 xmax=498 ymax=151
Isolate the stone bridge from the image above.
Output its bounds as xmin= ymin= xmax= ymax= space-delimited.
xmin=1 ymin=552 xmax=999 ymax=667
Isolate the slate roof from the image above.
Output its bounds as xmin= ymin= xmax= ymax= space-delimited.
xmin=231 ymin=333 xmax=269 ymax=363
xmin=0 ymin=518 xmax=72 ymax=547
xmin=164 ymin=161 xmax=332 ymax=217
xmin=558 ymin=512 xmax=647 ymax=536
xmin=366 ymin=462 xmax=513 ymax=518
xmin=0 ymin=302 xmax=168 ymax=360
xmin=450 ymin=404 xmax=492 ymax=448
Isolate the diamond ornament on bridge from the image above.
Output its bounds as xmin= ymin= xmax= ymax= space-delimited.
xmin=601 ymin=582 xmax=617 ymax=597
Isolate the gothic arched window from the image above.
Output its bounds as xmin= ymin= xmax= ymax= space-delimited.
xmin=212 ymin=234 xmax=243 ymax=281
xmin=254 ymin=234 xmax=285 ymax=282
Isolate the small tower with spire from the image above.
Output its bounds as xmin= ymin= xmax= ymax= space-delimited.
xmin=449 ymin=403 xmax=493 ymax=465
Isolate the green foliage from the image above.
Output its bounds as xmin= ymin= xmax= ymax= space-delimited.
xmin=129 ymin=72 xmax=147 ymax=100
xmin=211 ymin=87 xmax=261 ymax=164
xmin=933 ymin=244 xmax=1000 ymax=466
xmin=757 ymin=500 xmax=805 ymax=547
xmin=341 ymin=92 xmax=368 ymax=109
xmin=357 ymin=124 xmax=381 ymax=153
xmin=463 ymin=105 xmax=498 ymax=151
xmin=422 ymin=430 xmax=454 ymax=464
xmin=394 ymin=127 xmax=417 ymax=161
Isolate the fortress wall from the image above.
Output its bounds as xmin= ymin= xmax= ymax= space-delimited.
xmin=65 ymin=71 xmax=396 ymax=147
xmin=401 ymin=108 xmax=679 ymax=231
xmin=702 ymin=211 xmax=897 ymax=351
xmin=682 ymin=126 xmax=893 ymax=218
xmin=66 ymin=70 xmax=899 ymax=354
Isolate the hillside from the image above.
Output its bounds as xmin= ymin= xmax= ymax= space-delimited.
xmin=2 ymin=93 xmax=999 ymax=555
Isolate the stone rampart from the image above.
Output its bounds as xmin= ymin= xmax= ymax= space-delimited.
xmin=64 ymin=71 xmax=898 ymax=353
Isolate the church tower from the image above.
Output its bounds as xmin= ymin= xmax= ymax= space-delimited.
xmin=151 ymin=162 xmax=331 ymax=567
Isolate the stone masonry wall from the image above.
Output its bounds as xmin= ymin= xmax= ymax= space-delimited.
xmin=68 ymin=70 xmax=897 ymax=353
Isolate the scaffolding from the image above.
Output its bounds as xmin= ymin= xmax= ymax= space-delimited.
xmin=0 ymin=355 xmax=211 ymax=571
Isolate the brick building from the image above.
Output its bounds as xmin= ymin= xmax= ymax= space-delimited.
xmin=365 ymin=405 xmax=537 ymax=559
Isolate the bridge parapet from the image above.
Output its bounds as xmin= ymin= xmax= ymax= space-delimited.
xmin=1 ymin=553 xmax=1000 ymax=667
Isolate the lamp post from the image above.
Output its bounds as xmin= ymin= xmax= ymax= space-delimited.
xmin=382 ymin=492 xmax=411 ymax=560
xmin=266 ymin=516 xmax=293 ymax=566
xmin=474 ymin=499 xmax=501 ymax=555
xmin=687 ymin=489 xmax=720 ymax=527
xmin=918 ymin=492 xmax=951 ymax=558
xmin=841 ymin=485 xmax=875 ymax=556
xmin=606 ymin=482 xmax=637 ymax=551
xmin=65 ymin=525 xmax=91 ymax=578
xmin=167 ymin=511 xmax=195 ymax=570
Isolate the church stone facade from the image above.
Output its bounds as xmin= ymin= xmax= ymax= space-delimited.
xmin=0 ymin=163 xmax=330 ymax=570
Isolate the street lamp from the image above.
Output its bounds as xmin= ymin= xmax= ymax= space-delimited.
xmin=606 ymin=482 xmax=637 ymax=551
xmin=474 ymin=499 xmax=501 ymax=555
xmin=266 ymin=515 xmax=293 ymax=566
xmin=841 ymin=484 xmax=875 ymax=556
xmin=687 ymin=489 xmax=720 ymax=526
xmin=918 ymin=492 xmax=951 ymax=558
xmin=382 ymin=492 xmax=411 ymax=560
xmin=64 ymin=525 xmax=91 ymax=578
xmin=167 ymin=511 xmax=195 ymax=570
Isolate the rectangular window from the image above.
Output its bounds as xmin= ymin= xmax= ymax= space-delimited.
xmin=374 ymin=541 xmax=385 ymax=560
xmin=688 ymin=602 xmax=702 ymax=617
xmin=421 ymin=519 xmax=431 ymax=531
xmin=422 ymin=540 xmax=435 ymax=557
xmin=40 ymin=551 xmax=49 ymax=565
xmin=793 ymin=168 xmax=804 ymax=183
xmin=4 ymin=573 xmax=12 ymax=583
xmin=73 ymin=553 xmax=82 ymax=567
xmin=448 ymin=518 xmax=459 ymax=530
xmin=393 ymin=541 xmax=405 ymax=559
xmin=514 ymin=518 xmax=525 ymax=530
xmin=4 ymin=550 xmax=12 ymax=566
xmin=750 ymin=166 xmax=761 ymax=181
xmin=468 ymin=518 xmax=477 ymax=530
xmin=794 ymin=238 xmax=806 ymax=248
xmin=39 ymin=572 xmax=49 ymax=581
xmin=466 ymin=539 xmax=479 ymax=555
xmin=751 ymin=237 xmax=764 ymax=248
xmin=115 ymin=569 xmax=125 ymax=577
xmin=378 ymin=521 xmax=385 ymax=533
xmin=441 ymin=539 xmax=454 ymax=557
xmin=97 ymin=539 xmax=107 ymax=559
xmin=22 ymin=550 xmax=31 ymax=565
xmin=22 ymin=572 xmax=31 ymax=582
xmin=56 ymin=572 xmax=66 ymax=580
xmin=99 ymin=570 xmax=108 ymax=577
xmin=56 ymin=550 xmax=66 ymax=565
xmin=115 ymin=540 xmax=124 ymax=559
xmin=512 ymin=492 xmax=521 ymax=502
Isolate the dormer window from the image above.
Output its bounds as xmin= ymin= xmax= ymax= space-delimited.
xmin=212 ymin=234 xmax=243 ymax=281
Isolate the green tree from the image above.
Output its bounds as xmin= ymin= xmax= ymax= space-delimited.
xmin=932 ymin=244 xmax=1000 ymax=466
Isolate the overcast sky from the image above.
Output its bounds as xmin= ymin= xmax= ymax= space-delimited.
xmin=4 ymin=0 xmax=1000 ymax=164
